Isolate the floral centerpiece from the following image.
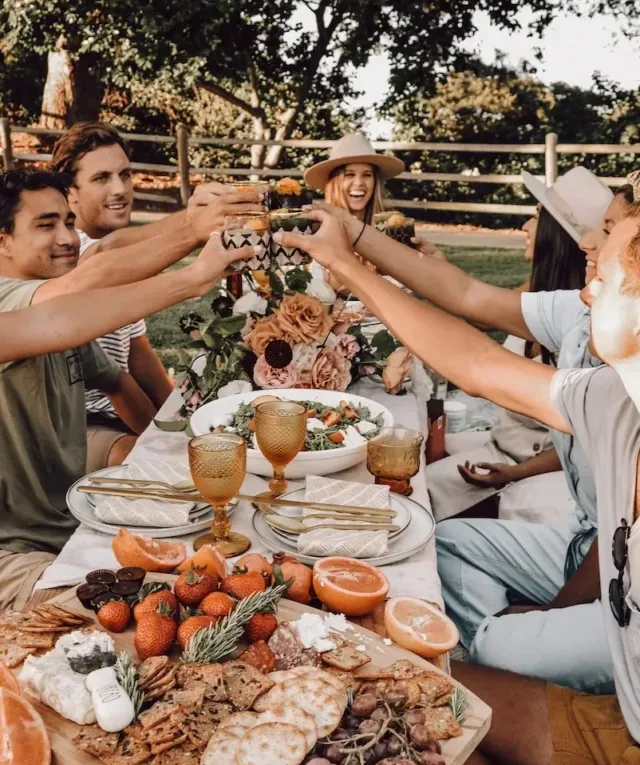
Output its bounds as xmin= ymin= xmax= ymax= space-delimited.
xmin=160 ymin=268 xmax=413 ymax=429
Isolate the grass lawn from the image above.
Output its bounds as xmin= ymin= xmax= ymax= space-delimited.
xmin=146 ymin=246 xmax=531 ymax=371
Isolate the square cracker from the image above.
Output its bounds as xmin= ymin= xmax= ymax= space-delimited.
xmin=321 ymin=645 xmax=372 ymax=671
xmin=138 ymin=656 xmax=170 ymax=687
xmin=153 ymin=744 xmax=199 ymax=765
xmin=422 ymin=706 xmax=464 ymax=740
xmin=101 ymin=736 xmax=153 ymax=765
xmin=222 ymin=660 xmax=274 ymax=710
xmin=151 ymin=733 xmax=189 ymax=756
xmin=72 ymin=724 xmax=119 ymax=758
xmin=0 ymin=642 xmax=34 ymax=668
xmin=176 ymin=663 xmax=227 ymax=701
xmin=138 ymin=701 xmax=175 ymax=730
xmin=16 ymin=632 xmax=55 ymax=649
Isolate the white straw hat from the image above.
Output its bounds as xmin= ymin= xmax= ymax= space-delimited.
xmin=522 ymin=167 xmax=613 ymax=242
xmin=304 ymin=133 xmax=405 ymax=190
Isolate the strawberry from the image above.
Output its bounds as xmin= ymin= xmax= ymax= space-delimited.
xmin=133 ymin=590 xmax=178 ymax=622
xmin=221 ymin=568 xmax=266 ymax=600
xmin=177 ymin=615 xmax=218 ymax=650
xmin=199 ymin=592 xmax=235 ymax=619
xmin=239 ymin=641 xmax=276 ymax=674
xmin=97 ymin=600 xmax=131 ymax=633
xmin=245 ymin=612 xmax=278 ymax=643
xmin=134 ymin=603 xmax=177 ymax=660
xmin=174 ymin=569 xmax=218 ymax=606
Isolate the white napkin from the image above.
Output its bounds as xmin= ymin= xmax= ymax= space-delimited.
xmin=297 ymin=475 xmax=390 ymax=558
xmin=92 ymin=461 xmax=193 ymax=528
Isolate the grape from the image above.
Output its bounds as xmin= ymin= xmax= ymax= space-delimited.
xmin=371 ymin=707 xmax=391 ymax=722
xmin=359 ymin=719 xmax=383 ymax=735
xmin=352 ymin=693 xmax=378 ymax=717
xmin=409 ymin=724 xmax=436 ymax=750
xmin=403 ymin=710 xmax=426 ymax=727
xmin=420 ymin=753 xmax=446 ymax=765
xmin=324 ymin=744 xmax=344 ymax=763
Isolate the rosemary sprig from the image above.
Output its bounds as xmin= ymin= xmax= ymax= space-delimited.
xmin=115 ymin=651 xmax=145 ymax=716
xmin=182 ymin=582 xmax=288 ymax=664
xmin=450 ymin=685 xmax=468 ymax=725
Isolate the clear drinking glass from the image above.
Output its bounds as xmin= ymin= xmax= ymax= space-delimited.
xmin=255 ymin=401 xmax=307 ymax=496
xmin=366 ymin=427 xmax=424 ymax=496
xmin=189 ymin=433 xmax=249 ymax=556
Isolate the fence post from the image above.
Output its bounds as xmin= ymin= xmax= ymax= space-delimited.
xmin=0 ymin=119 xmax=13 ymax=171
xmin=176 ymin=123 xmax=190 ymax=205
xmin=545 ymin=132 xmax=558 ymax=187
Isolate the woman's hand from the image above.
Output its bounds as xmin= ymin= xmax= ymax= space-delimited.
xmin=411 ymin=237 xmax=447 ymax=261
xmin=457 ymin=460 xmax=516 ymax=489
xmin=272 ymin=208 xmax=356 ymax=272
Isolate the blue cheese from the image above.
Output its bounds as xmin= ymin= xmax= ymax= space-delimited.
xmin=292 ymin=612 xmax=353 ymax=652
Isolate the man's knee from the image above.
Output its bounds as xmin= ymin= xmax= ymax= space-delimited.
xmin=107 ymin=434 xmax=137 ymax=467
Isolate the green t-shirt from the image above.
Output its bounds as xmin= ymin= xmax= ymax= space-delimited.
xmin=0 ymin=277 xmax=121 ymax=554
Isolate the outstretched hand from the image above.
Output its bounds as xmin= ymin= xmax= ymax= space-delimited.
xmin=272 ymin=208 xmax=356 ymax=271
xmin=188 ymin=232 xmax=255 ymax=294
xmin=186 ymin=188 xmax=266 ymax=244
xmin=411 ymin=237 xmax=447 ymax=261
xmin=457 ymin=460 xmax=516 ymax=489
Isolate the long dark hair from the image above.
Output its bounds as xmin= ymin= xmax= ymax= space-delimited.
xmin=525 ymin=206 xmax=586 ymax=364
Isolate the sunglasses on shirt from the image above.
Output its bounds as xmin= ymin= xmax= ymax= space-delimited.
xmin=610 ymin=518 xmax=631 ymax=628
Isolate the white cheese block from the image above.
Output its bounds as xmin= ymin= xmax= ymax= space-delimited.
xmin=355 ymin=421 xmax=378 ymax=436
xmin=343 ymin=425 xmax=367 ymax=448
xmin=306 ymin=418 xmax=327 ymax=432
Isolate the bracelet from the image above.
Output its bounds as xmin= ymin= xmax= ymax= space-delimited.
xmin=352 ymin=220 xmax=367 ymax=249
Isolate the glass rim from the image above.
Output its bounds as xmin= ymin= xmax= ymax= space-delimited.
xmin=255 ymin=400 xmax=307 ymax=416
xmin=269 ymin=207 xmax=313 ymax=217
xmin=229 ymin=179 xmax=270 ymax=187
xmin=223 ymin=211 xmax=269 ymax=221
xmin=368 ymin=427 xmax=424 ymax=447
xmin=189 ymin=432 xmax=247 ymax=450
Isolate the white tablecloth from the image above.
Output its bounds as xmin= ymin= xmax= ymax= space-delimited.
xmin=37 ymin=378 xmax=443 ymax=608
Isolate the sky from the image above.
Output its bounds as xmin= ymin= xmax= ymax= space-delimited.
xmin=352 ymin=7 xmax=640 ymax=138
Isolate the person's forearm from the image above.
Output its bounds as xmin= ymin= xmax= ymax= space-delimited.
xmin=128 ymin=336 xmax=174 ymax=409
xmin=0 ymin=268 xmax=201 ymax=363
xmin=103 ymin=372 xmax=157 ymax=435
xmin=344 ymin=222 xmax=532 ymax=339
xmin=508 ymin=448 xmax=562 ymax=482
xmin=549 ymin=538 xmax=600 ymax=609
xmin=87 ymin=212 xmax=187 ymax=255
xmin=332 ymin=258 xmax=566 ymax=432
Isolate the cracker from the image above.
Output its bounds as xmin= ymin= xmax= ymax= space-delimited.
xmin=218 ymin=711 xmax=260 ymax=730
xmin=422 ymin=706 xmax=464 ymax=740
xmin=16 ymin=632 xmax=56 ymax=649
xmin=145 ymin=666 xmax=177 ymax=691
xmin=151 ymin=734 xmax=189 ymax=756
xmin=0 ymin=642 xmax=35 ymax=667
xmin=138 ymin=656 xmax=170 ymax=687
xmin=72 ymin=724 xmax=120 ymax=758
xmin=279 ymin=687 xmax=342 ymax=738
xmin=200 ymin=732 xmax=241 ymax=765
xmin=182 ymin=701 xmax=234 ymax=750
xmin=163 ymin=687 xmax=205 ymax=709
xmin=222 ymin=661 xmax=274 ymax=711
xmin=138 ymin=701 xmax=175 ymax=729
xmin=257 ymin=704 xmax=317 ymax=752
xmin=44 ymin=604 xmax=86 ymax=625
xmin=237 ymin=722 xmax=306 ymax=765
xmin=176 ymin=663 xmax=227 ymax=701
xmin=268 ymin=666 xmax=315 ymax=685
xmin=101 ymin=736 xmax=153 ymax=765
xmin=321 ymin=645 xmax=372 ymax=672
xmin=145 ymin=678 xmax=176 ymax=701
xmin=255 ymin=675 xmax=344 ymax=714
xmin=414 ymin=671 xmax=453 ymax=704
xmin=18 ymin=623 xmax=70 ymax=633
xmin=145 ymin=721 xmax=180 ymax=745
xmin=152 ymin=744 xmax=199 ymax=765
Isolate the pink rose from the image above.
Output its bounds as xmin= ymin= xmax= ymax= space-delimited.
xmin=311 ymin=348 xmax=352 ymax=391
xmin=383 ymin=347 xmax=413 ymax=394
xmin=253 ymin=354 xmax=298 ymax=389
xmin=334 ymin=333 xmax=360 ymax=360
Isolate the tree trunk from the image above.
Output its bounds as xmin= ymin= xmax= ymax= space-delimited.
xmin=251 ymin=118 xmax=269 ymax=168
xmin=40 ymin=46 xmax=103 ymax=128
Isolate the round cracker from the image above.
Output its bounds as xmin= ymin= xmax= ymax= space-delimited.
xmin=280 ymin=687 xmax=342 ymax=738
xmin=201 ymin=732 xmax=241 ymax=765
xmin=268 ymin=666 xmax=315 ymax=685
xmin=299 ymin=668 xmax=346 ymax=694
xmin=238 ymin=722 xmax=306 ymax=765
xmin=257 ymin=704 xmax=317 ymax=752
xmin=219 ymin=712 xmax=260 ymax=731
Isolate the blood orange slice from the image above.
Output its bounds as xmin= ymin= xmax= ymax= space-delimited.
xmin=0 ymin=661 xmax=19 ymax=694
xmin=384 ymin=596 xmax=459 ymax=658
xmin=112 ymin=529 xmax=186 ymax=573
xmin=313 ymin=557 xmax=389 ymax=616
xmin=0 ymin=688 xmax=51 ymax=765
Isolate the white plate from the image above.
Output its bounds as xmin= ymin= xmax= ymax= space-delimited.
xmin=190 ymin=389 xmax=394 ymax=480
xmin=263 ymin=487 xmax=411 ymax=543
xmin=66 ymin=469 xmax=236 ymax=538
xmin=252 ymin=493 xmax=434 ymax=566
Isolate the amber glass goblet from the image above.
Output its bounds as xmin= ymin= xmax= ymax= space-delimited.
xmin=189 ymin=433 xmax=249 ymax=556
xmin=255 ymin=401 xmax=307 ymax=496
xmin=366 ymin=427 xmax=424 ymax=496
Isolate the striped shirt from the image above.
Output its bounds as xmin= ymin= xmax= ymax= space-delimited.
xmin=79 ymin=230 xmax=147 ymax=418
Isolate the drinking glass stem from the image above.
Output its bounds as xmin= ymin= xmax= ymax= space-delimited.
xmin=269 ymin=470 xmax=287 ymax=497
xmin=211 ymin=504 xmax=231 ymax=540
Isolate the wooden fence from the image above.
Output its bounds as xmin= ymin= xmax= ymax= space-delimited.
xmin=2 ymin=118 xmax=639 ymax=217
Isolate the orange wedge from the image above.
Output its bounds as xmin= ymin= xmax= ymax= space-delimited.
xmin=384 ymin=597 xmax=459 ymax=658
xmin=313 ymin=557 xmax=389 ymax=616
xmin=177 ymin=545 xmax=228 ymax=580
xmin=112 ymin=529 xmax=186 ymax=573
xmin=0 ymin=688 xmax=51 ymax=765
xmin=0 ymin=661 xmax=19 ymax=694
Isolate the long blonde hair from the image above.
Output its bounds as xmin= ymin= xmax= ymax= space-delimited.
xmin=324 ymin=164 xmax=387 ymax=224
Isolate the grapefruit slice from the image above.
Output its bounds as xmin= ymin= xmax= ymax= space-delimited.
xmin=112 ymin=529 xmax=186 ymax=573
xmin=313 ymin=557 xmax=389 ymax=616
xmin=0 ymin=688 xmax=51 ymax=765
xmin=384 ymin=597 xmax=459 ymax=658
xmin=177 ymin=545 xmax=228 ymax=580
xmin=0 ymin=661 xmax=19 ymax=694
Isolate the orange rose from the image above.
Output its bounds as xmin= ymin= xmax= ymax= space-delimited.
xmin=276 ymin=294 xmax=332 ymax=345
xmin=311 ymin=348 xmax=352 ymax=391
xmin=248 ymin=315 xmax=285 ymax=356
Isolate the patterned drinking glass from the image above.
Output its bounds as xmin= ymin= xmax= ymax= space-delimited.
xmin=255 ymin=401 xmax=307 ymax=496
xmin=222 ymin=211 xmax=271 ymax=271
xmin=366 ymin=427 xmax=424 ymax=496
xmin=189 ymin=433 xmax=249 ymax=556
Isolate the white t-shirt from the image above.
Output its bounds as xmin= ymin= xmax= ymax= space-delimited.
xmin=78 ymin=230 xmax=147 ymax=418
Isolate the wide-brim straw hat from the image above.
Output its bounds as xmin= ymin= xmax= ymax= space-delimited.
xmin=522 ymin=167 xmax=613 ymax=242
xmin=304 ymin=133 xmax=405 ymax=190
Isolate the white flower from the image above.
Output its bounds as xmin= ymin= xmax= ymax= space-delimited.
xmin=217 ymin=380 xmax=253 ymax=398
xmin=232 ymin=292 xmax=268 ymax=316
xmin=306 ymin=278 xmax=336 ymax=304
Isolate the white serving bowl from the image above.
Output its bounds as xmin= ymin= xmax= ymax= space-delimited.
xmin=190 ymin=388 xmax=394 ymax=479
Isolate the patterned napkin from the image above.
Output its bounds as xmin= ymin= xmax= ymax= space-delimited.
xmin=93 ymin=461 xmax=193 ymax=528
xmin=297 ymin=475 xmax=390 ymax=558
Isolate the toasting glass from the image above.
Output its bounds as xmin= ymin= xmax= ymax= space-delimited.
xmin=254 ymin=401 xmax=307 ymax=496
xmin=189 ymin=433 xmax=249 ymax=556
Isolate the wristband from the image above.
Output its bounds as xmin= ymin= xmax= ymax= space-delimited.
xmin=352 ymin=220 xmax=366 ymax=249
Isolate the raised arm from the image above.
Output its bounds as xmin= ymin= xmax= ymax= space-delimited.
xmin=0 ymin=234 xmax=253 ymax=363
xmin=275 ymin=212 xmax=569 ymax=434
xmin=33 ymin=189 xmax=263 ymax=303
xmin=314 ymin=201 xmax=533 ymax=340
